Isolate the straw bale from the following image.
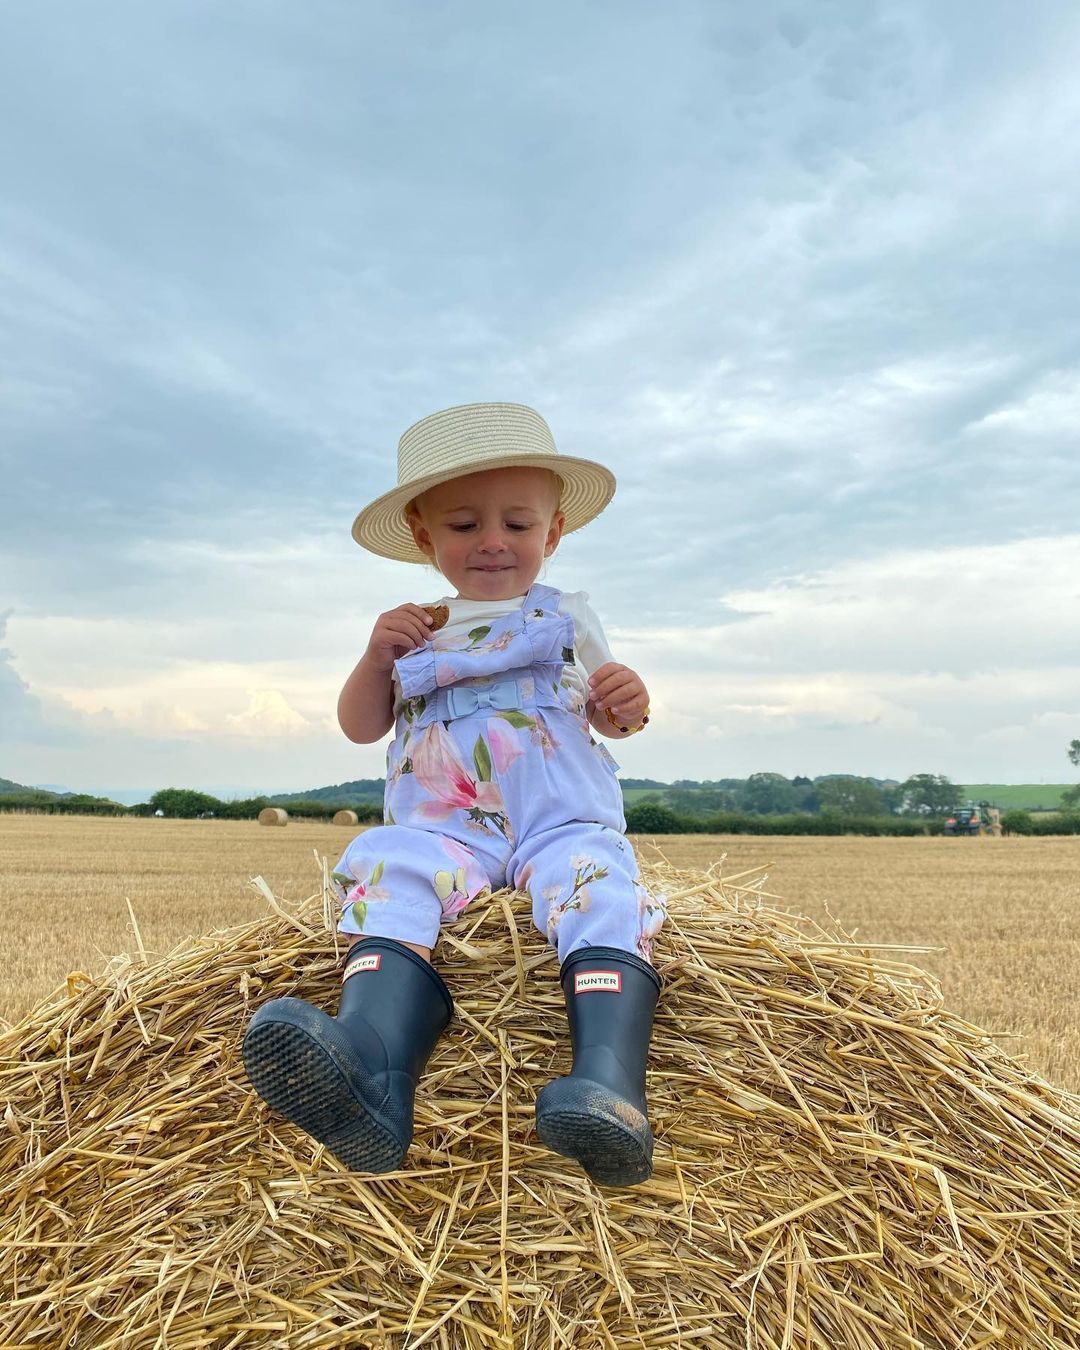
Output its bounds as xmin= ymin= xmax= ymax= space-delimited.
xmin=258 ymin=806 xmax=289 ymax=827
xmin=3 ymin=854 xmax=1080 ymax=1349
xmin=334 ymin=809 xmax=361 ymax=826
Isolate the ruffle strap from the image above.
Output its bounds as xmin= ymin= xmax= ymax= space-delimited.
xmin=525 ymin=608 xmax=576 ymax=667
xmin=395 ymin=642 xmax=438 ymax=700
xmin=394 ymin=583 xmax=573 ymax=698
xmin=523 ymin=581 xmax=562 ymax=613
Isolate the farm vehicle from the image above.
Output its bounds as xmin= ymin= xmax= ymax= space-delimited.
xmin=944 ymin=803 xmax=1001 ymax=836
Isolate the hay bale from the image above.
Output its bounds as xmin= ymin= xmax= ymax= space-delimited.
xmin=257 ymin=806 xmax=288 ymax=827
xmin=333 ymin=808 xmax=360 ymax=826
xmin=4 ymin=860 xmax=1080 ymax=1348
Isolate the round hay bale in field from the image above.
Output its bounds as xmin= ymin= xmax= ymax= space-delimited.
xmin=333 ymin=808 xmax=360 ymax=826
xmin=4 ymin=860 xmax=1080 ymax=1348
xmin=257 ymin=806 xmax=288 ymax=827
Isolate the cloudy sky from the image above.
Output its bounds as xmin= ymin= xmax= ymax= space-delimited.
xmin=3 ymin=0 xmax=1078 ymax=801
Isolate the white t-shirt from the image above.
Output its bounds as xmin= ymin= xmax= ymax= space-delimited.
xmin=392 ymin=590 xmax=614 ymax=714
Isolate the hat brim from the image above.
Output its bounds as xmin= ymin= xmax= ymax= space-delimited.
xmin=351 ymin=453 xmax=616 ymax=563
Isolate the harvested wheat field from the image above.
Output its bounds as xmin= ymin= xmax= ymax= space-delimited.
xmin=3 ymin=816 xmax=1079 ymax=1093
xmin=4 ymin=854 xmax=1080 ymax=1349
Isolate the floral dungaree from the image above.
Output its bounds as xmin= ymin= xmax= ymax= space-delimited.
xmin=330 ymin=583 xmax=667 ymax=963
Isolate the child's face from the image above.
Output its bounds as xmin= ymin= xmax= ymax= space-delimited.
xmin=407 ymin=466 xmax=564 ymax=600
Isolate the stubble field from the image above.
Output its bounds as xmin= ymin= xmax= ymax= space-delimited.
xmin=2 ymin=813 xmax=1078 ymax=1091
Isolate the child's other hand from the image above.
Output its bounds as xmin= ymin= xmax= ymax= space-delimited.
xmin=365 ymin=604 xmax=435 ymax=672
xmin=588 ymin=663 xmax=649 ymax=725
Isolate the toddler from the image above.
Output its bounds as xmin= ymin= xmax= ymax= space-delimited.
xmin=243 ymin=403 xmax=666 ymax=1187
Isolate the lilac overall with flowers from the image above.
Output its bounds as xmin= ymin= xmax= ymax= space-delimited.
xmin=331 ymin=583 xmax=666 ymax=963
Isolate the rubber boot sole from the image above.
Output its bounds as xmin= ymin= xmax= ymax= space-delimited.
xmin=535 ymin=1076 xmax=653 ymax=1187
xmin=242 ymin=998 xmax=407 ymax=1173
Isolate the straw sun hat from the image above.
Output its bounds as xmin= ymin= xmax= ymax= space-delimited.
xmin=351 ymin=402 xmax=616 ymax=563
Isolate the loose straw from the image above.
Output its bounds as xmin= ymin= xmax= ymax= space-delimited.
xmin=2 ymin=856 xmax=1080 ymax=1347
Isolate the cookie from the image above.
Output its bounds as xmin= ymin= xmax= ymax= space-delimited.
xmin=422 ymin=603 xmax=450 ymax=632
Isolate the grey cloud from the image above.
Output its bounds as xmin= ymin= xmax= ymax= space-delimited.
xmin=4 ymin=0 xmax=1079 ymax=786
xmin=6 ymin=1 xmax=1077 ymax=618
xmin=0 ymin=612 xmax=86 ymax=749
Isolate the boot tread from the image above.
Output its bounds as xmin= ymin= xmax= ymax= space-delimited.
xmin=537 ymin=1108 xmax=652 ymax=1186
xmin=243 ymin=1017 xmax=405 ymax=1173
xmin=536 ymin=1077 xmax=653 ymax=1186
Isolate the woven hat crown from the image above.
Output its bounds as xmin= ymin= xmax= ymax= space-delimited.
xmin=396 ymin=403 xmax=559 ymax=490
xmin=351 ymin=401 xmax=616 ymax=562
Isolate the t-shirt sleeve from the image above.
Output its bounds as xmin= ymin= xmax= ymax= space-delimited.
xmin=560 ymin=591 xmax=614 ymax=677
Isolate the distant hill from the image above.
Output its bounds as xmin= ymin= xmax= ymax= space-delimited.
xmin=0 ymin=777 xmax=97 ymax=801
xmin=270 ymin=778 xmax=386 ymax=806
xmin=0 ymin=776 xmax=123 ymax=812
xmin=0 ymin=776 xmax=61 ymax=799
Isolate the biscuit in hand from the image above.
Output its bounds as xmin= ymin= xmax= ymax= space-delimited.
xmin=421 ymin=603 xmax=450 ymax=632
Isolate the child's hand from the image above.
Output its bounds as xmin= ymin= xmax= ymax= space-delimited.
xmin=364 ymin=605 xmax=435 ymax=672
xmin=588 ymin=663 xmax=650 ymax=726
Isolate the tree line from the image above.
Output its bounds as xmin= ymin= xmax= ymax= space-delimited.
xmin=623 ymin=802 xmax=1080 ymax=836
xmin=8 ymin=773 xmax=960 ymax=822
xmin=643 ymin=772 xmax=963 ymax=818
xmin=131 ymin=789 xmax=385 ymax=822
xmin=3 ymin=743 xmax=1077 ymax=835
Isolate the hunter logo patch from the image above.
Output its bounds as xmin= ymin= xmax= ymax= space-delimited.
xmin=575 ymin=970 xmax=621 ymax=994
xmin=343 ymin=952 xmax=382 ymax=980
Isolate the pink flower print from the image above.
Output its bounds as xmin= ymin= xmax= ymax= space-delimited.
xmin=543 ymin=884 xmax=565 ymax=942
xmin=410 ymin=722 xmax=511 ymax=838
xmin=463 ymin=626 xmax=515 ymax=656
xmin=487 ymin=629 xmax=515 ymax=654
xmin=639 ymin=906 xmax=664 ymax=941
xmin=635 ymin=883 xmax=667 ymax=960
xmin=343 ymin=860 xmax=389 ymax=905
xmin=386 ymin=742 xmax=408 ymax=786
xmin=434 ymin=658 xmax=465 ymax=681
xmin=531 ymin=714 xmax=560 ymax=759
xmin=565 ymin=686 xmax=586 ymax=718
xmin=635 ymin=880 xmax=666 ymax=920
xmin=487 ymin=718 xmax=525 ymax=775
xmin=544 ymin=857 xmax=608 ymax=941
xmin=442 ymin=837 xmax=478 ymax=871
xmin=411 ymin=722 xmax=504 ymax=819
xmin=334 ymin=859 xmax=390 ymax=932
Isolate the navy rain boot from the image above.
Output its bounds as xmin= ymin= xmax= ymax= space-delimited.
xmin=535 ymin=945 xmax=662 ymax=1187
xmin=242 ymin=937 xmax=453 ymax=1173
